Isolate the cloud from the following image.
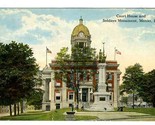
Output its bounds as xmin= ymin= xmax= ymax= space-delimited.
xmin=0 ymin=8 xmax=155 ymax=80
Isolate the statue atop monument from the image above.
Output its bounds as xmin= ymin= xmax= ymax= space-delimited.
xmin=99 ymin=49 xmax=106 ymax=63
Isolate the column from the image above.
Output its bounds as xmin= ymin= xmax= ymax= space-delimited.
xmin=43 ymin=79 xmax=46 ymax=102
xmin=46 ymin=79 xmax=50 ymax=101
xmin=117 ymin=79 xmax=120 ymax=105
xmin=50 ymin=70 xmax=55 ymax=110
xmin=50 ymin=71 xmax=55 ymax=102
xmin=45 ymin=79 xmax=48 ymax=102
xmin=114 ymin=72 xmax=118 ymax=108
xmin=88 ymin=88 xmax=90 ymax=102
xmin=81 ymin=88 xmax=83 ymax=102
xmin=62 ymin=82 xmax=67 ymax=108
xmin=98 ymin=63 xmax=106 ymax=92
xmin=79 ymin=88 xmax=82 ymax=102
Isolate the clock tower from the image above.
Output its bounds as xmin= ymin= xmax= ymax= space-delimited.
xmin=71 ymin=17 xmax=91 ymax=49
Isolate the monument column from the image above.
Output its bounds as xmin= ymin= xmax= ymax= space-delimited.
xmin=98 ymin=63 xmax=107 ymax=92
xmin=86 ymin=63 xmax=114 ymax=111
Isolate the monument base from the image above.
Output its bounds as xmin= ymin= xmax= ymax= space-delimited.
xmin=86 ymin=92 xmax=114 ymax=112
xmin=65 ymin=112 xmax=75 ymax=121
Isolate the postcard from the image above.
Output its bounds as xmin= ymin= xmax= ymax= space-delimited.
xmin=0 ymin=8 xmax=155 ymax=123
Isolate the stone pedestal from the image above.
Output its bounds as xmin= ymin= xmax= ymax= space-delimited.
xmin=86 ymin=63 xmax=114 ymax=111
xmin=65 ymin=112 xmax=75 ymax=121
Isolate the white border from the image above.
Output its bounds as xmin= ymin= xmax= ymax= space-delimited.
xmin=0 ymin=1 xmax=155 ymax=125
xmin=0 ymin=0 xmax=155 ymax=8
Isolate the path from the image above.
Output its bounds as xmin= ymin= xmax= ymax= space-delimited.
xmin=0 ymin=113 xmax=10 ymax=117
xmin=75 ymin=111 xmax=155 ymax=121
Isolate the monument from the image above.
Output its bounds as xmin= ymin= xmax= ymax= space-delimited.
xmin=86 ymin=48 xmax=114 ymax=111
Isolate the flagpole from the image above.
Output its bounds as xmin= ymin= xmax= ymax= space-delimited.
xmin=114 ymin=47 xmax=116 ymax=60
xmin=46 ymin=47 xmax=47 ymax=66
xmin=102 ymin=42 xmax=105 ymax=54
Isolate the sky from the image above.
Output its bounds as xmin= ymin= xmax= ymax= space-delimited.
xmin=1 ymin=8 xmax=155 ymax=82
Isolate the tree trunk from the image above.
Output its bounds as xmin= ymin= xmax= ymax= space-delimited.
xmin=17 ymin=103 xmax=20 ymax=115
xmin=133 ymin=93 xmax=135 ymax=109
xmin=9 ymin=104 xmax=12 ymax=116
xmin=20 ymin=100 xmax=23 ymax=113
xmin=76 ymin=88 xmax=79 ymax=105
xmin=153 ymin=96 xmax=155 ymax=108
xmin=14 ymin=103 xmax=16 ymax=116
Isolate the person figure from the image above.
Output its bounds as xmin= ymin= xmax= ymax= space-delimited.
xmin=81 ymin=105 xmax=84 ymax=111
xmin=71 ymin=104 xmax=74 ymax=112
xmin=76 ymin=104 xmax=79 ymax=110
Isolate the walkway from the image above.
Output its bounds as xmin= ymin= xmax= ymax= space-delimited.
xmin=1 ymin=111 xmax=155 ymax=121
xmin=75 ymin=111 xmax=155 ymax=121
xmin=0 ymin=113 xmax=10 ymax=117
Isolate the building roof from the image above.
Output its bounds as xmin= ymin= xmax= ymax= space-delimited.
xmin=71 ymin=18 xmax=90 ymax=37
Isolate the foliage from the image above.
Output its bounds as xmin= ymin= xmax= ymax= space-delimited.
xmin=27 ymin=88 xmax=44 ymax=110
xmin=0 ymin=41 xmax=39 ymax=115
xmin=55 ymin=45 xmax=97 ymax=87
xmin=55 ymin=47 xmax=70 ymax=73
xmin=121 ymin=97 xmax=128 ymax=105
xmin=138 ymin=69 xmax=155 ymax=107
xmin=120 ymin=63 xmax=144 ymax=108
xmin=54 ymin=45 xmax=97 ymax=104
xmin=120 ymin=63 xmax=144 ymax=95
xmin=71 ymin=45 xmax=97 ymax=64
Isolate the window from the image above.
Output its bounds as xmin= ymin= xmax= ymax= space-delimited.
xmin=55 ymin=82 xmax=61 ymax=87
xmin=109 ymin=95 xmax=112 ymax=100
xmin=79 ymin=74 xmax=83 ymax=81
xmin=100 ymin=97 xmax=105 ymax=101
xmin=79 ymin=42 xmax=84 ymax=48
xmin=109 ymin=74 xmax=112 ymax=80
xmin=69 ymin=92 xmax=74 ymax=100
xmin=56 ymin=104 xmax=60 ymax=109
xmin=46 ymin=105 xmax=50 ymax=111
xmin=69 ymin=104 xmax=72 ymax=107
xmin=56 ymin=96 xmax=60 ymax=100
xmin=55 ymin=92 xmax=61 ymax=100
xmin=87 ymin=74 xmax=90 ymax=81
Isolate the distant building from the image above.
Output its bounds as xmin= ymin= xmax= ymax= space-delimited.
xmin=0 ymin=106 xmax=9 ymax=114
xmin=127 ymin=94 xmax=150 ymax=107
xmin=42 ymin=18 xmax=121 ymax=111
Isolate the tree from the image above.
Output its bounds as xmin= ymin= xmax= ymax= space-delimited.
xmin=120 ymin=63 xmax=143 ymax=109
xmin=27 ymin=88 xmax=43 ymax=110
xmin=55 ymin=45 xmax=97 ymax=105
xmin=0 ymin=41 xmax=39 ymax=116
xmin=138 ymin=69 xmax=155 ymax=107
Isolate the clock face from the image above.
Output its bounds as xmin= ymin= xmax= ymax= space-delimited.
xmin=79 ymin=32 xmax=84 ymax=37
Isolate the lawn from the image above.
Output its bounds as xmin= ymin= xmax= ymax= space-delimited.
xmin=0 ymin=108 xmax=97 ymax=121
xmin=0 ymin=107 xmax=155 ymax=121
xmin=123 ymin=107 xmax=155 ymax=116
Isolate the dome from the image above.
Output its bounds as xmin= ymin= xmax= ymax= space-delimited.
xmin=71 ymin=18 xmax=90 ymax=37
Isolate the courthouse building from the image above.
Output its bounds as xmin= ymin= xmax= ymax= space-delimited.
xmin=42 ymin=18 xmax=121 ymax=111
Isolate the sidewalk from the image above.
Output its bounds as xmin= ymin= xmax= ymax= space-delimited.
xmin=0 ymin=113 xmax=10 ymax=117
xmin=75 ymin=111 xmax=155 ymax=121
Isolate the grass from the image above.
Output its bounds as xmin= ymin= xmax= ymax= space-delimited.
xmin=0 ymin=108 xmax=97 ymax=121
xmin=0 ymin=111 xmax=49 ymax=120
xmin=123 ymin=107 xmax=155 ymax=116
xmin=0 ymin=107 xmax=155 ymax=121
